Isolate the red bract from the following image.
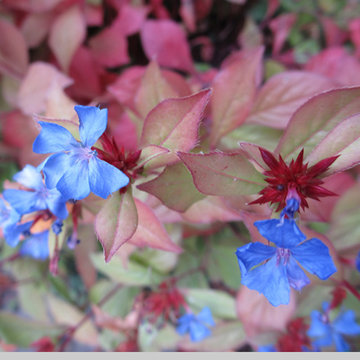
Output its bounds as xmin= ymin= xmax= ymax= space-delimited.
xmin=277 ymin=318 xmax=310 ymax=352
xmin=143 ymin=282 xmax=186 ymax=322
xmin=94 ymin=132 xmax=142 ymax=182
xmin=250 ymin=147 xmax=338 ymax=212
xmin=31 ymin=337 xmax=55 ymax=352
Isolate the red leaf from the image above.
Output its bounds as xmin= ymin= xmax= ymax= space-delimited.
xmin=141 ymin=89 xmax=211 ymax=157
xmin=269 ymin=13 xmax=297 ymax=55
xmin=246 ymin=71 xmax=334 ymax=129
xmin=210 ymin=47 xmax=263 ymax=146
xmin=141 ymin=19 xmax=194 ymax=73
xmin=129 ymin=198 xmax=183 ymax=253
xmin=21 ymin=13 xmax=53 ymax=48
xmin=0 ymin=18 xmax=28 ymax=78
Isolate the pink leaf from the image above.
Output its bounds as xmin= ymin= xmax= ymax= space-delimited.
xmin=136 ymin=145 xmax=170 ymax=170
xmin=129 ymin=198 xmax=183 ymax=253
xmin=95 ymin=190 xmax=138 ymax=263
xmin=350 ymin=18 xmax=360 ymax=58
xmin=321 ymin=16 xmax=348 ymax=47
xmin=113 ymin=3 xmax=148 ymax=36
xmin=269 ymin=13 xmax=297 ymax=55
xmin=210 ymin=47 xmax=263 ymax=146
xmin=1 ymin=0 xmax=62 ymax=12
xmin=236 ymin=286 xmax=296 ymax=337
xmin=178 ymin=151 xmax=265 ymax=196
xmin=141 ymin=19 xmax=194 ymax=73
xmin=17 ymin=62 xmax=73 ymax=115
xmin=305 ymin=113 xmax=360 ymax=174
xmin=305 ymin=47 xmax=360 ymax=86
xmin=137 ymin=162 xmax=205 ymax=212
xmin=134 ymin=61 xmax=180 ymax=119
xmin=48 ymin=5 xmax=86 ymax=72
xmin=182 ymin=196 xmax=243 ymax=224
xmin=0 ymin=18 xmax=28 ymax=78
xmin=141 ymin=89 xmax=211 ymax=154
xmin=276 ymin=87 xmax=360 ymax=159
xmin=89 ymin=22 xmax=129 ymax=68
xmin=21 ymin=13 xmax=53 ymax=48
xmin=246 ymin=71 xmax=334 ymax=129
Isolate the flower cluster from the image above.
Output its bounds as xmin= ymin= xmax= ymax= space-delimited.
xmin=0 ymin=106 xmax=129 ymax=262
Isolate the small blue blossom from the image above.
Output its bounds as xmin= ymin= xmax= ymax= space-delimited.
xmin=257 ymin=344 xmax=277 ymax=352
xmin=176 ymin=307 xmax=215 ymax=342
xmin=19 ymin=230 xmax=49 ymax=261
xmin=0 ymin=197 xmax=21 ymax=245
xmin=3 ymin=165 xmax=68 ymax=219
xmin=280 ymin=197 xmax=300 ymax=219
xmin=51 ymin=219 xmax=63 ymax=235
xmin=356 ymin=251 xmax=360 ymax=273
xmin=236 ymin=219 xmax=337 ymax=306
xmin=308 ymin=302 xmax=360 ymax=351
xmin=33 ymin=105 xmax=129 ymax=200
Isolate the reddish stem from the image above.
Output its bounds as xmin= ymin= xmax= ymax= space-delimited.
xmin=342 ymin=280 xmax=360 ymax=301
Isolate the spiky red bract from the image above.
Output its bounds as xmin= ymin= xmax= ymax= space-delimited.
xmin=250 ymin=147 xmax=339 ymax=212
xmin=277 ymin=318 xmax=311 ymax=352
xmin=142 ymin=281 xmax=186 ymax=322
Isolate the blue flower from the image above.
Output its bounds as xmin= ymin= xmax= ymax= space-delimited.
xmin=33 ymin=105 xmax=129 ymax=200
xmin=0 ymin=197 xmax=21 ymax=245
xmin=19 ymin=230 xmax=49 ymax=261
xmin=176 ymin=307 xmax=215 ymax=342
xmin=356 ymin=251 xmax=360 ymax=273
xmin=3 ymin=165 xmax=68 ymax=219
xmin=308 ymin=302 xmax=360 ymax=351
xmin=236 ymin=219 xmax=337 ymax=306
xmin=257 ymin=344 xmax=277 ymax=352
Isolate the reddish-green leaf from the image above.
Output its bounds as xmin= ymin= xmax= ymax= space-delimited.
xmin=134 ymin=61 xmax=179 ymax=119
xmin=210 ymin=47 xmax=263 ymax=147
xmin=129 ymin=198 xmax=183 ymax=253
xmin=276 ymin=87 xmax=360 ymax=159
xmin=95 ymin=189 xmax=138 ymax=263
xmin=137 ymin=162 xmax=205 ymax=212
xmin=178 ymin=151 xmax=265 ymax=196
xmin=141 ymin=89 xmax=211 ymax=152
xmin=306 ymin=113 xmax=360 ymax=175
xmin=246 ymin=71 xmax=334 ymax=129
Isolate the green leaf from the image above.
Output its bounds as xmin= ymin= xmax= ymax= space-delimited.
xmin=178 ymin=151 xmax=266 ymax=196
xmin=91 ymin=253 xmax=164 ymax=286
xmin=137 ymin=162 xmax=205 ymax=212
xmin=182 ymin=288 xmax=237 ymax=320
xmin=0 ymin=312 xmax=63 ymax=347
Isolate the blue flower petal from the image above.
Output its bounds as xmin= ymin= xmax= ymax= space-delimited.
xmin=236 ymin=242 xmax=276 ymax=276
xmin=19 ymin=231 xmax=49 ymax=260
xmin=176 ymin=314 xmax=194 ymax=335
xmin=333 ymin=333 xmax=350 ymax=352
xmin=3 ymin=221 xmax=32 ymax=247
xmin=241 ymin=256 xmax=290 ymax=306
xmin=42 ymin=153 xmax=72 ymax=189
xmin=46 ymin=189 xmax=68 ymax=219
xmin=13 ymin=165 xmax=43 ymax=190
xmin=307 ymin=310 xmax=332 ymax=339
xmin=258 ymin=345 xmax=277 ymax=352
xmin=291 ymin=238 xmax=336 ymax=280
xmin=286 ymin=256 xmax=310 ymax=291
xmin=75 ymin=106 xmax=107 ymax=147
xmin=356 ymin=251 xmax=360 ymax=272
xmin=254 ymin=219 xmax=306 ymax=248
xmin=56 ymin=158 xmax=91 ymax=200
xmin=189 ymin=321 xmax=211 ymax=342
xmin=333 ymin=310 xmax=360 ymax=336
xmin=88 ymin=157 xmax=129 ymax=199
xmin=196 ymin=307 xmax=215 ymax=327
xmin=3 ymin=189 xmax=43 ymax=215
xmin=33 ymin=122 xmax=78 ymax=154
xmin=0 ymin=199 xmax=20 ymax=229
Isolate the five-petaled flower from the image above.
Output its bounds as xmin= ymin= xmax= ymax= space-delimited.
xmin=33 ymin=105 xmax=129 ymax=201
xmin=176 ymin=307 xmax=215 ymax=342
xmin=250 ymin=147 xmax=338 ymax=212
xmin=3 ymin=165 xmax=68 ymax=219
xmin=308 ymin=302 xmax=360 ymax=351
xmin=236 ymin=219 xmax=337 ymax=306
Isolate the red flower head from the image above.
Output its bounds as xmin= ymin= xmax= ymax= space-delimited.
xmin=277 ymin=318 xmax=311 ymax=352
xmin=250 ymin=147 xmax=339 ymax=212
